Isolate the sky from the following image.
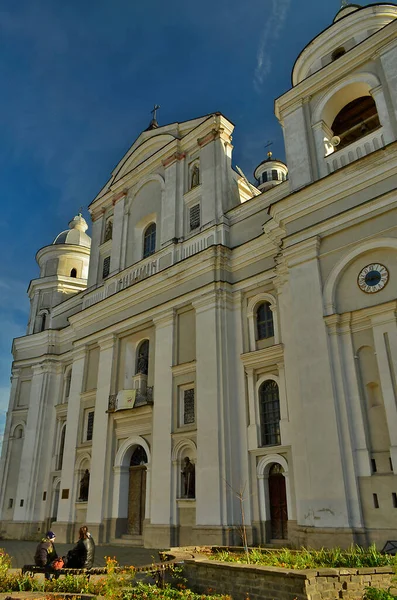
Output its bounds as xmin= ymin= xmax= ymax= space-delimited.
xmin=0 ymin=0 xmax=374 ymax=447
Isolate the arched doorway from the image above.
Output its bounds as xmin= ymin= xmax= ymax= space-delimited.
xmin=268 ymin=463 xmax=288 ymax=539
xmin=128 ymin=446 xmax=148 ymax=535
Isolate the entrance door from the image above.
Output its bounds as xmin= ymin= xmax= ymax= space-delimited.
xmin=268 ymin=464 xmax=288 ymax=539
xmin=127 ymin=446 xmax=147 ymax=535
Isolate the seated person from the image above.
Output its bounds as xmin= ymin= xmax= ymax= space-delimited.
xmin=34 ymin=530 xmax=58 ymax=579
xmin=66 ymin=525 xmax=95 ymax=569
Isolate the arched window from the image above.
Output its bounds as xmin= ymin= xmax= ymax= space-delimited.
xmin=64 ymin=370 xmax=72 ymax=402
xmin=131 ymin=445 xmax=148 ymax=466
xmin=331 ymin=96 xmax=380 ymax=150
xmin=57 ymin=424 xmax=66 ymax=471
xmin=14 ymin=425 xmax=23 ymax=439
xmin=262 ymin=172 xmax=268 ymax=183
xmin=40 ymin=312 xmax=47 ymax=332
xmin=259 ymin=380 xmax=281 ymax=446
xmin=272 ymin=169 xmax=279 ymax=181
xmin=143 ymin=223 xmax=156 ymax=258
xmin=256 ymin=302 xmax=274 ymax=340
xmin=70 ymin=268 xmax=77 ymax=278
xmin=136 ymin=340 xmax=149 ymax=375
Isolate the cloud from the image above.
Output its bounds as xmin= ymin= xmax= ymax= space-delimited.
xmin=254 ymin=0 xmax=291 ymax=92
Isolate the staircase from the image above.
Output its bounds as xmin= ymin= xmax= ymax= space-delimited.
xmin=110 ymin=534 xmax=144 ymax=547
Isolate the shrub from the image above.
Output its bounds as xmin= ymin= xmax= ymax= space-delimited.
xmin=211 ymin=545 xmax=396 ymax=569
xmin=364 ymin=587 xmax=397 ymax=600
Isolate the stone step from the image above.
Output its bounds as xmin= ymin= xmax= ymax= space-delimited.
xmin=110 ymin=535 xmax=144 ymax=547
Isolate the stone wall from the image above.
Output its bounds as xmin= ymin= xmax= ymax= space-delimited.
xmin=182 ymin=559 xmax=394 ymax=600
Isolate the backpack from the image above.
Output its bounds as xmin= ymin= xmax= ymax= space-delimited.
xmin=51 ymin=557 xmax=64 ymax=570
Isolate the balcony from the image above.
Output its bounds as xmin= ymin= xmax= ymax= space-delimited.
xmin=325 ymin=127 xmax=385 ymax=174
xmin=108 ymin=387 xmax=153 ymax=412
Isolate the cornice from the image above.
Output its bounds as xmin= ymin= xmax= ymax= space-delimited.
xmin=162 ymin=152 xmax=185 ymax=168
xmin=171 ymin=361 xmax=196 ymax=377
xmin=240 ymin=344 xmax=284 ymax=370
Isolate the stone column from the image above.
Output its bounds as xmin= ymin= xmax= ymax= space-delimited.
xmin=380 ymin=47 xmax=397 ymax=137
xmin=86 ymin=335 xmax=115 ymax=538
xmin=57 ymin=348 xmax=86 ymax=529
xmin=283 ymin=102 xmax=313 ymax=191
xmin=283 ymin=238 xmax=350 ymax=528
xmin=110 ymin=194 xmax=126 ymax=274
xmin=13 ymin=362 xmax=54 ymax=522
xmin=371 ymin=309 xmax=397 ymax=472
xmin=370 ymin=85 xmax=395 ymax=145
xmin=325 ymin=315 xmax=365 ymax=529
xmin=87 ymin=214 xmax=103 ymax=288
xmin=193 ymin=291 xmax=225 ymax=527
xmin=0 ymin=368 xmax=21 ymax=517
xmin=149 ymin=310 xmax=174 ymax=541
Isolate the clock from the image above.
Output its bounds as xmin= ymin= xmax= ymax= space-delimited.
xmin=357 ymin=263 xmax=389 ymax=293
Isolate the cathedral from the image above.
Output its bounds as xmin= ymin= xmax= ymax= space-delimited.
xmin=1 ymin=3 xmax=397 ymax=549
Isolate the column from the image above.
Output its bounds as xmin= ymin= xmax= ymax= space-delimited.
xmin=325 ymin=315 xmax=365 ymax=529
xmin=0 ymin=368 xmax=21 ymax=517
xmin=246 ymin=369 xmax=258 ymax=450
xmin=371 ymin=310 xmax=397 ymax=472
xmin=57 ymin=348 xmax=86 ymax=523
xmin=313 ymin=121 xmax=330 ymax=178
xmin=193 ymin=292 xmax=224 ymax=526
xmin=14 ymin=362 xmax=53 ymax=521
xmin=283 ymin=102 xmax=313 ymax=191
xmin=110 ymin=194 xmax=126 ymax=274
xmin=283 ymin=238 xmax=350 ymax=528
xmin=161 ymin=156 xmax=179 ymax=246
xmin=370 ymin=85 xmax=395 ymax=145
xmin=380 ymin=48 xmax=397 ymax=136
xmin=86 ymin=335 xmax=115 ymax=526
xmin=87 ymin=215 xmax=103 ymax=288
xmin=150 ymin=310 xmax=175 ymax=525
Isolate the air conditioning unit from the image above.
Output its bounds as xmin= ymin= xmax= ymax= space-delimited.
xmin=116 ymin=389 xmax=137 ymax=410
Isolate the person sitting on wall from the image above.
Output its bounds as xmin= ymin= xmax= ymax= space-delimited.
xmin=65 ymin=525 xmax=95 ymax=569
xmin=34 ymin=530 xmax=58 ymax=579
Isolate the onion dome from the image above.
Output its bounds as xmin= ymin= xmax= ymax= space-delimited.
xmin=53 ymin=213 xmax=91 ymax=248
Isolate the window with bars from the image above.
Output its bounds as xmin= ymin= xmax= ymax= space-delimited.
xmin=143 ymin=223 xmax=156 ymax=258
xmin=183 ymin=389 xmax=195 ymax=425
xmin=259 ymin=380 xmax=281 ymax=446
xmin=189 ymin=204 xmax=200 ymax=231
xmin=256 ymin=302 xmax=274 ymax=340
xmin=86 ymin=411 xmax=94 ymax=442
xmin=102 ymin=256 xmax=110 ymax=279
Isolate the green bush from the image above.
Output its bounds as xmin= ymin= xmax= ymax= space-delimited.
xmin=0 ymin=548 xmax=12 ymax=579
xmin=211 ymin=544 xmax=396 ymax=569
xmin=364 ymin=587 xmax=397 ymax=600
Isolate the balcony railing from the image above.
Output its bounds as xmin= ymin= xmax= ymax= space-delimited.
xmin=108 ymin=387 xmax=153 ymax=412
xmin=325 ymin=127 xmax=385 ymax=174
xmin=83 ymin=226 xmax=225 ymax=309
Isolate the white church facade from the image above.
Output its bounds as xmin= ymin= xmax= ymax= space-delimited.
xmin=1 ymin=3 xmax=397 ymax=548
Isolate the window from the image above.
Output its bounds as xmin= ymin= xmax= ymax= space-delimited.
xmin=189 ymin=204 xmax=200 ymax=231
xmin=256 ymin=302 xmax=274 ymax=340
xmin=14 ymin=426 xmax=23 ymax=439
xmin=84 ymin=411 xmax=94 ymax=442
xmin=136 ymin=340 xmax=149 ymax=375
xmin=179 ymin=386 xmax=195 ymax=427
xmin=143 ymin=223 xmax=156 ymax=258
xmin=20 ymin=499 xmax=24 ymax=507
xmin=70 ymin=268 xmax=77 ymax=278
xmin=259 ymin=380 xmax=281 ymax=446
xmin=8 ymin=498 xmax=13 ymax=509
xmin=40 ymin=312 xmax=47 ymax=332
xmin=65 ymin=370 xmax=72 ymax=401
xmin=393 ymin=493 xmax=397 ymax=508
xmin=371 ymin=458 xmax=377 ymax=473
xmin=331 ymin=96 xmax=380 ymax=150
xmin=262 ymin=172 xmax=268 ymax=183
xmin=272 ymin=169 xmax=279 ymax=181
xmin=57 ymin=425 xmax=66 ymax=470
xmin=332 ymin=47 xmax=345 ymax=61
xmin=373 ymin=493 xmax=379 ymax=509
xmin=102 ymin=256 xmax=110 ymax=279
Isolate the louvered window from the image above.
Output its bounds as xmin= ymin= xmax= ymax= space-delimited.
xmin=189 ymin=204 xmax=200 ymax=231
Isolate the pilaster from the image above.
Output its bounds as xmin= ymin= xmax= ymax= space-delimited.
xmin=150 ymin=310 xmax=175 ymax=525
xmin=110 ymin=193 xmax=127 ymax=274
xmin=87 ymin=216 xmax=103 ymax=288
xmin=57 ymin=348 xmax=87 ymax=523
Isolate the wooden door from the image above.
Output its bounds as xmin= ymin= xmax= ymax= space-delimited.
xmin=127 ymin=465 xmax=146 ymax=534
xmin=269 ymin=467 xmax=288 ymax=539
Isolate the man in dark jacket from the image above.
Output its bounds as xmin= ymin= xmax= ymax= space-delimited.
xmin=66 ymin=525 xmax=95 ymax=569
xmin=34 ymin=530 xmax=58 ymax=579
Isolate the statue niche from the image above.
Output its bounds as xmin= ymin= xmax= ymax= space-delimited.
xmin=190 ymin=164 xmax=200 ymax=190
xmin=78 ymin=469 xmax=90 ymax=501
xmin=181 ymin=457 xmax=195 ymax=499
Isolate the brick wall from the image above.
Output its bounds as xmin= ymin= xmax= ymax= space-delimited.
xmin=182 ymin=559 xmax=394 ymax=600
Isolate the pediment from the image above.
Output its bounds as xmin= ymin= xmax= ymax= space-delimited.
xmin=113 ymin=133 xmax=176 ymax=182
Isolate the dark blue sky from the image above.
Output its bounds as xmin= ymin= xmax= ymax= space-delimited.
xmin=0 ymin=0 xmax=373 ymax=440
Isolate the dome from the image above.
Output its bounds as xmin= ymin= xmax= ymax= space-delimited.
xmin=254 ymin=151 xmax=288 ymax=192
xmin=53 ymin=213 xmax=91 ymax=248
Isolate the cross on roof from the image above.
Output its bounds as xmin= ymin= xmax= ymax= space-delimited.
xmin=151 ymin=104 xmax=160 ymax=121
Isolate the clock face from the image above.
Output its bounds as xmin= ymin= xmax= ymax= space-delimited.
xmin=357 ymin=263 xmax=389 ymax=293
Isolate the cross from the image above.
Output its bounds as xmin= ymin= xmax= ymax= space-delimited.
xmin=78 ymin=206 xmax=84 ymax=216
xmin=151 ymin=104 xmax=160 ymax=121
xmin=264 ymin=140 xmax=273 ymax=151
